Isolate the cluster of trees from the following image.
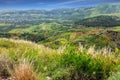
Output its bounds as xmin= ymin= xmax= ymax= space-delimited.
xmin=0 ymin=32 xmax=45 ymax=42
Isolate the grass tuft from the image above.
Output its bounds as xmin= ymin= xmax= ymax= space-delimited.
xmin=11 ymin=59 xmax=38 ymax=80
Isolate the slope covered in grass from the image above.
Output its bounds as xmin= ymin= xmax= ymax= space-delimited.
xmin=75 ymin=15 xmax=120 ymax=27
xmin=0 ymin=38 xmax=120 ymax=80
xmin=0 ymin=38 xmax=57 ymax=80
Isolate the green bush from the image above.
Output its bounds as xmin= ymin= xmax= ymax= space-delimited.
xmin=0 ymin=39 xmax=16 ymax=48
xmin=59 ymin=46 xmax=116 ymax=80
xmin=107 ymin=72 xmax=120 ymax=80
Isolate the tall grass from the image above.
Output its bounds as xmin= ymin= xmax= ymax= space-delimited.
xmin=0 ymin=38 xmax=120 ymax=80
xmin=107 ymin=72 xmax=120 ymax=80
xmin=11 ymin=59 xmax=38 ymax=80
xmin=0 ymin=53 xmax=11 ymax=79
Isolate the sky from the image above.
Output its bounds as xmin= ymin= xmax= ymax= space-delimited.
xmin=0 ymin=0 xmax=120 ymax=9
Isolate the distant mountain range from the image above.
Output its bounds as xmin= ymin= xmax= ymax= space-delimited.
xmin=0 ymin=3 xmax=120 ymax=25
xmin=93 ymin=3 xmax=120 ymax=14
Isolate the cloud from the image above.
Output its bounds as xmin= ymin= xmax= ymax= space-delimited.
xmin=37 ymin=2 xmax=49 ymax=5
xmin=4 ymin=0 xmax=25 ymax=3
xmin=57 ymin=0 xmax=85 ymax=5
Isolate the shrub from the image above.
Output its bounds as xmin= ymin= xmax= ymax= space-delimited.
xmin=59 ymin=46 xmax=118 ymax=80
xmin=11 ymin=59 xmax=38 ymax=80
xmin=107 ymin=72 xmax=120 ymax=80
xmin=52 ymin=68 xmax=72 ymax=80
xmin=0 ymin=53 xmax=12 ymax=79
xmin=0 ymin=39 xmax=16 ymax=48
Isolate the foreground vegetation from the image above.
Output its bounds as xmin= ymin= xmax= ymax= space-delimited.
xmin=0 ymin=38 xmax=120 ymax=80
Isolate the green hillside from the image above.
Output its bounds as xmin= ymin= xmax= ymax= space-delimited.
xmin=93 ymin=3 xmax=120 ymax=14
xmin=75 ymin=15 xmax=120 ymax=27
xmin=0 ymin=38 xmax=120 ymax=80
xmin=1 ymin=19 xmax=120 ymax=49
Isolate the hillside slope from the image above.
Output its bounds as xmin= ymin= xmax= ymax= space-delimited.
xmin=75 ymin=15 xmax=120 ymax=27
xmin=0 ymin=39 xmax=120 ymax=80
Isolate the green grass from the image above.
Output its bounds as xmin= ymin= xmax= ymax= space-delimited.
xmin=0 ymin=24 xmax=11 ymax=27
xmin=107 ymin=72 xmax=120 ymax=80
xmin=113 ymin=26 xmax=120 ymax=31
xmin=0 ymin=38 xmax=120 ymax=80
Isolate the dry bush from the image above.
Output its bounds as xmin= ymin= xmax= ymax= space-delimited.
xmin=78 ymin=43 xmax=112 ymax=57
xmin=11 ymin=60 xmax=38 ymax=80
xmin=0 ymin=53 xmax=12 ymax=79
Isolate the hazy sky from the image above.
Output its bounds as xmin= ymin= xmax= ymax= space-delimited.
xmin=0 ymin=0 xmax=120 ymax=9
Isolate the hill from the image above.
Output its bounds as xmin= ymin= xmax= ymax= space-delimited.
xmin=82 ymin=30 xmax=120 ymax=49
xmin=92 ymin=3 xmax=120 ymax=14
xmin=1 ymin=21 xmax=120 ymax=49
xmin=75 ymin=15 xmax=120 ymax=27
xmin=0 ymin=38 xmax=120 ymax=80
